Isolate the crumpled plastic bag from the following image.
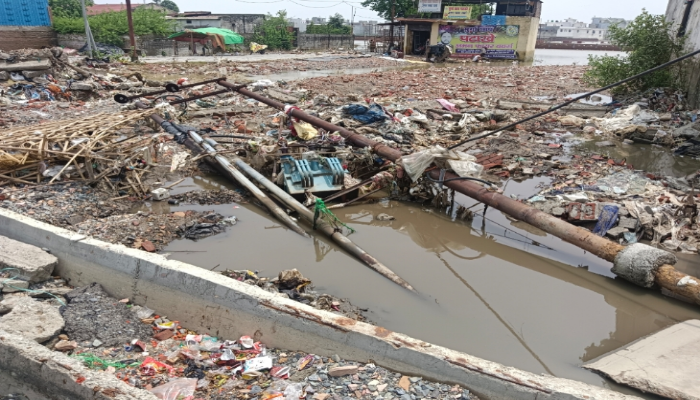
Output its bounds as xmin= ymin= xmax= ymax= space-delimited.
xmin=400 ymin=146 xmax=483 ymax=182
xmin=149 ymin=378 xmax=197 ymax=400
xmin=344 ymin=103 xmax=387 ymax=124
xmin=292 ymin=121 xmax=318 ymax=140
xmin=593 ymin=105 xmax=643 ymax=135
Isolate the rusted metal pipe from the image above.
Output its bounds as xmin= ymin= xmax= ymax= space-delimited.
xmin=219 ymin=83 xmax=700 ymax=306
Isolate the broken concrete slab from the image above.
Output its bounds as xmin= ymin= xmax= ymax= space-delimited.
xmin=0 ymin=71 xmax=8 ymax=81
xmin=1 ymin=279 xmax=29 ymax=293
xmin=585 ymin=319 xmax=700 ymax=399
xmin=21 ymin=70 xmax=50 ymax=79
xmin=0 ymin=59 xmax=52 ymax=72
xmin=267 ymin=88 xmax=299 ymax=104
xmin=0 ymin=297 xmax=64 ymax=342
xmin=605 ymin=226 xmax=628 ymax=240
xmin=0 ymin=236 xmax=56 ymax=283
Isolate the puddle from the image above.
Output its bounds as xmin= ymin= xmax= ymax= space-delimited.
xmin=248 ymin=65 xmax=422 ymax=82
xmin=158 ymin=173 xmax=700 ymax=399
xmin=577 ymin=138 xmax=700 ymax=177
xmin=565 ymin=92 xmax=613 ymax=106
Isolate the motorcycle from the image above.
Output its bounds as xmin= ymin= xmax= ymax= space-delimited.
xmin=425 ymin=43 xmax=452 ymax=63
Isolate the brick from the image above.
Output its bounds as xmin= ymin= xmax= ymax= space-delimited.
xmin=328 ymin=365 xmax=358 ymax=377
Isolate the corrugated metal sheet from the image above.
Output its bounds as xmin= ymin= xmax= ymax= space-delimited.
xmin=0 ymin=0 xmax=51 ymax=26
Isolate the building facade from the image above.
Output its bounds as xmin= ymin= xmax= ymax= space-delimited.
xmin=398 ymin=0 xmax=542 ymax=62
xmin=0 ymin=0 xmax=56 ymax=51
xmin=288 ymin=18 xmax=307 ymax=32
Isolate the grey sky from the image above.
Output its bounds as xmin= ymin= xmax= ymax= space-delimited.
xmin=117 ymin=0 xmax=668 ymax=23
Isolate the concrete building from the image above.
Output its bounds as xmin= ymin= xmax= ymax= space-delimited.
xmin=86 ymin=3 xmax=167 ymax=16
xmin=543 ymin=18 xmax=587 ymax=28
xmin=311 ymin=17 xmax=326 ymax=25
xmin=0 ymin=0 xmax=56 ymax=51
xmin=666 ymin=0 xmax=700 ymax=107
xmin=352 ymin=20 xmax=380 ymax=36
xmin=169 ymin=12 xmax=265 ymax=38
xmin=555 ymin=26 xmax=607 ymax=41
xmin=288 ymin=17 xmax=307 ymax=32
xmin=398 ymin=0 xmax=542 ymax=61
xmin=590 ymin=17 xmax=629 ymax=29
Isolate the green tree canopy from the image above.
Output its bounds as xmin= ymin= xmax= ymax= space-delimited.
xmin=157 ymin=0 xmax=179 ymax=13
xmin=360 ymin=0 xmax=416 ymax=20
xmin=253 ymin=11 xmax=295 ymax=50
xmin=328 ymin=13 xmax=345 ymax=29
xmin=53 ymin=9 xmax=176 ymax=46
xmin=49 ymin=0 xmax=93 ymax=18
xmin=583 ymin=10 xmax=687 ymax=94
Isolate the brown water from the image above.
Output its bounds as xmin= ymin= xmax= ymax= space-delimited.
xmin=150 ymin=173 xmax=700 ymax=398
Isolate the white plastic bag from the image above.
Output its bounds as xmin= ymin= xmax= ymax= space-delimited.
xmin=149 ymin=378 xmax=197 ymax=400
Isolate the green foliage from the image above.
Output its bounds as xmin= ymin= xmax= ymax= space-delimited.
xmin=583 ymin=11 xmax=687 ymax=94
xmin=472 ymin=4 xmax=493 ymax=19
xmin=49 ymin=0 xmax=93 ymax=18
xmin=306 ymin=23 xmax=352 ymax=35
xmin=360 ymin=0 xmax=416 ymax=20
xmin=158 ymin=0 xmax=179 ymax=13
xmin=253 ymin=11 xmax=295 ymax=50
xmin=53 ymin=9 xmax=176 ymax=46
xmin=328 ymin=13 xmax=345 ymax=30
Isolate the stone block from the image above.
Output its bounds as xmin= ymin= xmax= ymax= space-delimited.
xmin=0 ymin=297 xmax=64 ymax=342
xmin=0 ymin=235 xmax=57 ymax=283
xmin=0 ymin=59 xmax=52 ymax=72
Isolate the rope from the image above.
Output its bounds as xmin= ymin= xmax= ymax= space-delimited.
xmin=313 ymin=198 xmax=356 ymax=234
xmin=0 ymin=268 xmax=66 ymax=306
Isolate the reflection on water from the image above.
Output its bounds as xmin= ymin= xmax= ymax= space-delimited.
xmin=533 ymin=49 xmax=626 ymax=66
xmin=577 ymin=138 xmax=700 ymax=177
xmin=160 ymin=174 xmax=700 ymax=398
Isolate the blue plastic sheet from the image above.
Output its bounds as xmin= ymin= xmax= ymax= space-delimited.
xmin=592 ymin=205 xmax=620 ymax=236
xmin=344 ymin=103 xmax=387 ymax=124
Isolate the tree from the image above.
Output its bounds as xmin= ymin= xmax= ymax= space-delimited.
xmin=360 ymin=0 xmax=416 ymax=20
xmin=471 ymin=4 xmax=493 ymax=19
xmin=253 ymin=11 xmax=295 ymax=50
xmin=328 ymin=13 xmax=345 ymax=30
xmin=158 ymin=0 xmax=179 ymax=13
xmin=583 ymin=11 xmax=687 ymax=94
xmin=53 ymin=9 xmax=176 ymax=46
xmin=49 ymin=0 xmax=93 ymax=18
xmin=306 ymin=22 xmax=352 ymax=35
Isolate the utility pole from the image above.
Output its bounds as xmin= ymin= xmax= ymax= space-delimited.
xmin=125 ymin=0 xmax=138 ymax=61
xmin=389 ymin=0 xmax=395 ymax=49
xmin=79 ymin=0 xmax=97 ymax=57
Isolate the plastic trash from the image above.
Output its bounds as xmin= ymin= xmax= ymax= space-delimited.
xmin=284 ymin=383 xmax=304 ymax=400
xmin=261 ymin=380 xmax=290 ymax=400
xmin=140 ymin=357 xmax=174 ymax=376
xmin=344 ymin=103 xmax=387 ymax=124
xmin=239 ymin=336 xmax=254 ymax=348
xmin=244 ymin=356 xmax=273 ymax=372
xmin=149 ymin=378 xmax=197 ymax=400
xmin=436 ymin=98 xmax=459 ymax=112
xmin=292 ymin=121 xmax=318 ymax=140
xmin=592 ymin=205 xmax=619 ymax=236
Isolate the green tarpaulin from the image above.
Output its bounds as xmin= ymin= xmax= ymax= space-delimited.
xmin=192 ymin=28 xmax=244 ymax=45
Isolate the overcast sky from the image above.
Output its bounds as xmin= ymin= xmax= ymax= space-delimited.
xmin=117 ymin=0 xmax=668 ymax=23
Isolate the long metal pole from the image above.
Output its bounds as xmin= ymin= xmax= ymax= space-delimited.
xmin=125 ymin=0 xmax=138 ymax=61
xmin=148 ymin=114 xmax=310 ymax=238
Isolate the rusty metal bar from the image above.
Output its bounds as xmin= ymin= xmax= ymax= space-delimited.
xmin=114 ymin=77 xmax=229 ymax=104
xmin=169 ymin=89 xmax=231 ymax=105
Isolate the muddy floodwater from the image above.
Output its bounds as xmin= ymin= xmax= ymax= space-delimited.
xmin=150 ymin=158 xmax=700 ymax=398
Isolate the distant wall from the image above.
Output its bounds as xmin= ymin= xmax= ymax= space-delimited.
xmin=57 ymin=33 xmax=190 ymax=56
xmin=536 ymin=41 xmax=621 ymax=51
xmin=507 ymin=16 xmax=540 ymax=62
xmin=297 ymin=34 xmax=353 ymax=50
xmin=0 ymin=26 xmax=56 ymax=51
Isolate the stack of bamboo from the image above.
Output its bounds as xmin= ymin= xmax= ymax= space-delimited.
xmin=0 ymin=110 xmax=158 ymax=196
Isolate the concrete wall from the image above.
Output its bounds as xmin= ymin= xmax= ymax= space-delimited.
xmin=0 ymin=207 xmax=640 ymax=400
xmin=297 ymin=34 xmax=353 ymax=50
xmin=0 ymin=26 xmax=56 ymax=51
xmin=507 ymin=16 xmax=540 ymax=62
xmin=0 ymin=329 xmax=156 ymax=400
xmin=666 ymin=0 xmax=700 ymax=108
xmin=57 ymin=33 xmax=190 ymax=56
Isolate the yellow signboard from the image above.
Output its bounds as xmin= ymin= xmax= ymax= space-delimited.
xmin=443 ymin=6 xmax=472 ymax=20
